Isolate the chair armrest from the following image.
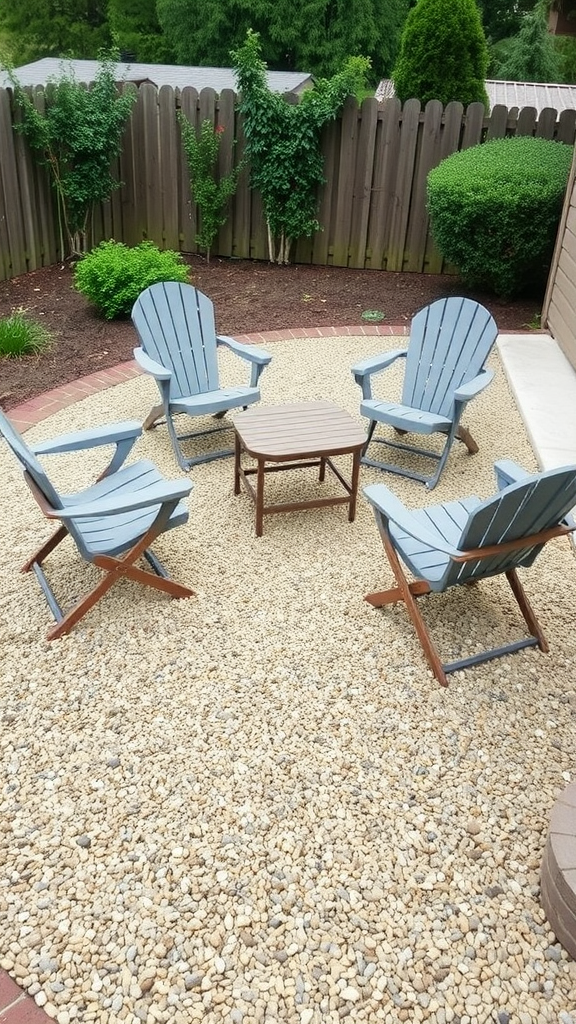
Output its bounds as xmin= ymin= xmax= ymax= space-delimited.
xmin=363 ymin=483 xmax=461 ymax=556
xmin=493 ymin=459 xmax=532 ymax=491
xmin=453 ymin=369 xmax=494 ymax=404
xmin=31 ymin=421 xmax=142 ymax=456
xmin=53 ymin=480 xmax=193 ymax=520
xmin=351 ymin=350 xmax=407 ymax=400
xmin=217 ymin=335 xmax=272 ymax=366
xmin=351 ymin=349 xmax=407 ymax=379
xmin=134 ymin=347 xmax=172 ymax=381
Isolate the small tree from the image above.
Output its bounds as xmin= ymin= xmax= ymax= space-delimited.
xmin=8 ymin=53 xmax=135 ymax=257
xmin=232 ymin=30 xmax=370 ymax=264
xmin=178 ymin=116 xmax=242 ymax=262
xmin=393 ymin=0 xmax=489 ymax=107
xmin=496 ymin=2 xmax=560 ymax=82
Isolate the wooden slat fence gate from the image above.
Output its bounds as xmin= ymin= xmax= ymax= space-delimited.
xmin=0 ymin=84 xmax=575 ymax=283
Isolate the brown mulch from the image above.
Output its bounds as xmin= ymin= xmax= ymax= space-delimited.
xmin=0 ymin=256 xmax=541 ymax=412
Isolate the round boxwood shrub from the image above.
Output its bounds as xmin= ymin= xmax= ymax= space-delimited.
xmin=74 ymin=240 xmax=190 ymax=319
xmin=427 ymin=136 xmax=573 ymax=298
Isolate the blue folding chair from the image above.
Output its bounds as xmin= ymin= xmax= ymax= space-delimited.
xmin=0 ymin=410 xmax=194 ymax=640
xmin=364 ymin=460 xmax=576 ymax=685
xmin=352 ymin=297 xmax=498 ymax=488
xmin=132 ymin=282 xmax=272 ymax=470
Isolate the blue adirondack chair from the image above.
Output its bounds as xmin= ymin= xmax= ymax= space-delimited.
xmin=351 ymin=297 xmax=499 ymax=489
xmin=0 ymin=410 xmax=195 ymax=640
xmin=363 ymin=460 xmax=576 ymax=686
xmin=132 ymin=282 xmax=273 ymax=470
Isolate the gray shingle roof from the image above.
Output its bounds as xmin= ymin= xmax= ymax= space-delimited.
xmin=0 ymin=58 xmax=313 ymax=94
xmin=375 ymin=78 xmax=576 ymax=115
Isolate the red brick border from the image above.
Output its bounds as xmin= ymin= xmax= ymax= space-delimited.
xmin=8 ymin=326 xmax=410 ymax=432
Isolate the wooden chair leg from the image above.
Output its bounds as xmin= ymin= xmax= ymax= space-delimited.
xmin=371 ymin=518 xmax=449 ymax=686
xmin=365 ymin=580 xmax=431 ymax=606
xmin=142 ymin=404 xmax=164 ymax=430
xmin=456 ymin=425 xmax=479 ymax=455
xmin=21 ymin=525 xmax=68 ymax=572
xmin=506 ymin=568 xmax=549 ymax=652
xmin=95 ymin=556 xmax=195 ymax=598
xmin=47 ymin=572 xmax=118 ymax=640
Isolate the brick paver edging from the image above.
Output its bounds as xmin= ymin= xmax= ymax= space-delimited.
xmin=7 ymin=325 xmax=410 ymax=432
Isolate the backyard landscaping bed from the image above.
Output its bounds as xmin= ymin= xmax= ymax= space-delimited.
xmin=0 ymin=257 xmax=541 ymax=411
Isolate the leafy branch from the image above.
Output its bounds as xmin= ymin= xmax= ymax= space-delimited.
xmin=232 ymin=30 xmax=370 ymax=264
xmin=178 ymin=115 xmax=242 ymax=262
xmin=7 ymin=52 xmax=135 ymax=257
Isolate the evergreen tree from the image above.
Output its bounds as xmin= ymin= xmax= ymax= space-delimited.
xmin=108 ymin=0 xmax=172 ymax=63
xmin=496 ymin=2 xmax=560 ymax=82
xmin=393 ymin=0 xmax=489 ymax=106
xmin=476 ymin=0 xmax=535 ymax=45
xmin=0 ymin=0 xmax=110 ymax=65
xmin=156 ymin=0 xmax=408 ymax=78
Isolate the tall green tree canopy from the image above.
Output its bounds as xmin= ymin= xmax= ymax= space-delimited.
xmin=156 ymin=0 xmax=408 ymax=77
xmin=496 ymin=1 xmax=561 ymax=81
xmin=476 ymin=0 xmax=536 ymax=44
xmin=393 ymin=0 xmax=489 ymax=106
xmin=0 ymin=1 xmax=109 ymax=65
xmin=108 ymin=0 xmax=172 ymax=63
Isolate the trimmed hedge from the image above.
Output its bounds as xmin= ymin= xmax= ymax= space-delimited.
xmin=427 ymin=136 xmax=573 ymax=298
xmin=74 ymin=240 xmax=190 ymax=319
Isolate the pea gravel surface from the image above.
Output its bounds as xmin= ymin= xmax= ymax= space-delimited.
xmin=1 ymin=335 xmax=576 ymax=1024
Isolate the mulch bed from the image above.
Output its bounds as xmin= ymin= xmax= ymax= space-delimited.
xmin=0 ymin=256 xmax=541 ymax=411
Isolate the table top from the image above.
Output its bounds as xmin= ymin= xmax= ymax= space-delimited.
xmin=233 ymin=401 xmax=366 ymax=461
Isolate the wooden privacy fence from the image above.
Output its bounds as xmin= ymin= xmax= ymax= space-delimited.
xmin=1 ymin=83 xmax=576 ymax=283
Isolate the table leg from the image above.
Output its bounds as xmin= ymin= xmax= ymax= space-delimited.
xmin=348 ymin=449 xmax=361 ymax=522
xmin=319 ymin=457 xmax=326 ymax=482
xmin=256 ymin=458 xmax=265 ymax=537
xmin=234 ymin=433 xmax=241 ymax=495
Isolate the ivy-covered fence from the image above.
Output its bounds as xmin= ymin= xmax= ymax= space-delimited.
xmin=1 ymin=82 xmax=575 ymax=283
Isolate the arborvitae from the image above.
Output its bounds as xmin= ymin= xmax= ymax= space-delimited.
xmin=393 ymin=0 xmax=489 ymax=107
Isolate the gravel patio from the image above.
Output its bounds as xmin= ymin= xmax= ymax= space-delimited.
xmin=1 ymin=332 xmax=576 ymax=1024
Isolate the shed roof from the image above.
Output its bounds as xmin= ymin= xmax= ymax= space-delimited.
xmin=0 ymin=58 xmax=313 ymax=94
xmin=375 ymin=77 xmax=576 ymax=114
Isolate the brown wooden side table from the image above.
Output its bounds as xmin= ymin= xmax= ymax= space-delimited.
xmin=233 ymin=401 xmax=367 ymax=536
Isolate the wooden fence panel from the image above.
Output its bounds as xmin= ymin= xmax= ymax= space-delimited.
xmin=312 ymin=118 xmax=340 ymax=266
xmin=2 ymin=83 xmax=576 ymax=283
xmin=558 ymin=109 xmax=576 ymax=143
xmin=486 ymin=105 xmax=509 ymax=140
xmin=365 ymin=98 xmax=402 ymax=270
xmin=517 ymin=106 xmax=537 ymax=136
xmin=405 ymin=100 xmax=443 ymax=272
xmin=0 ymin=88 xmax=28 ymax=277
xmin=348 ymin=97 xmax=378 ymax=268
xmin=387 ymin=98 xmax=421 ymax=271
xmin=461 ymin=102 xmax=485 ymax=149
xmin=216 ymin=89 xmax=237 ymax=258
xmin=178 ymin=88 xmax=199 ymax=253
xmin=159 ymin=84 xmax=180 ymax=250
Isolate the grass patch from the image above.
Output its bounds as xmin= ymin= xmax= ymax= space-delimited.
xmin=0 ymin=308 xmax=53 ymax=357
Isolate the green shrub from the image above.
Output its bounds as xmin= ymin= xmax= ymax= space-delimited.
xmin=393 ymin=0 xmax=489 ymax=107
xmin=427 ymin=137 xmax=573 ymax=298
xmin=0 ymin=309 xmax=52 ymax=357
xmin=74 ymin=240 xmax=190 ymax=319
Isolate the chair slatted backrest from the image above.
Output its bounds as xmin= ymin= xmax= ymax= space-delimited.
xmin=451 ymin=466 xmax=576 ymax=584
xmin=403 ymin=298 xmax=498 ymax=418
xmin=0 ymin=410 xmax=63 ymax=510
xmin=132 ymin=283 xmax=220 ymax=400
